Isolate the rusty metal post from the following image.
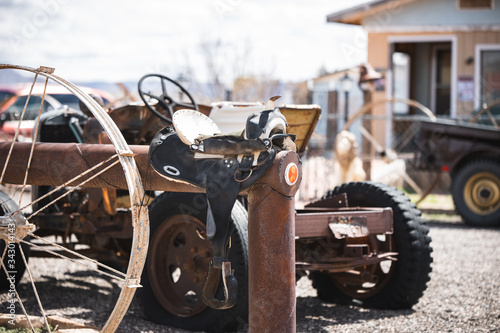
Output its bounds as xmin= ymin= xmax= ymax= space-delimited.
xmin=247 ymin=150 xmax=301 ymax=333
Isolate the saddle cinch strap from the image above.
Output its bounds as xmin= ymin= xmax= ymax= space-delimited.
xmin=149 ymin=106 xmax=295 ymax=309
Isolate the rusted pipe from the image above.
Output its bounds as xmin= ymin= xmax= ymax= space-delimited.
xmin=0 ymin=142 xmax=203 ymax=192
xmin=247 ymin=150 xmax=301 ymax=333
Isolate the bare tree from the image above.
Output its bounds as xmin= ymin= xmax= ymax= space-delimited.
xmin=291 ymin=81 xmax=309 ymax=104
xmin=197 ymin=37 xmax=284 ymax=103
xmin=199 ymin=39 xmax=226 ymax=100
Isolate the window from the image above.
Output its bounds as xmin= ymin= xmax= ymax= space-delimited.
xmin=50 ymin=94 xmax=81 ymax=110
xmin=458 ymin=0 xmax=493 ymax=9
xmin=4 ymin=95 xmax=56 ymax=120
xmin=0 ymin=91 xmax=14 ymax=103
xmin=475 ymin=44 xmax=500 ymax=114
xmin=392 ymin=52 xmax=411 ymax=114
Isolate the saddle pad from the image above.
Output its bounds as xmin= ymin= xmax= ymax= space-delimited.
xmin=173 ymin=109 xmax=221 ymax=145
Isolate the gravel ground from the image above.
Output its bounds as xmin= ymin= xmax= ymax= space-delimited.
xmin=1 ymin=214 xmax=499 ymax=333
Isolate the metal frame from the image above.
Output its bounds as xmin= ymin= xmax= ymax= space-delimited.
xmin=0 ymin=65 xmax=149 ymax=333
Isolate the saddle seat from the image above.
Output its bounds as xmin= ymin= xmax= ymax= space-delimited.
xmin=148 ymin=105 xmax=294 ymax=310
xmin=149 ymin=107 xmax=291 ymax=188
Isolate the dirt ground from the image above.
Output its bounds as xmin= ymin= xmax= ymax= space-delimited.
xmin=1 ymin=195 xmax=498 ymax=333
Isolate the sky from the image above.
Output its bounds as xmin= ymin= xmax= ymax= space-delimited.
xmin=0 ymin=0 xmax=370 ymax=84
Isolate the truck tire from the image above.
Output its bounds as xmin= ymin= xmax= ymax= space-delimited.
xmin=451 ymin=158 xmax=500 ymax=227
xmin=0 ymin=191 xmax=30 ymax=291
xmin=308 ymin=182 xmax=433 ymax=309
xmin=140 ymin=192 xmax=248 ymax=332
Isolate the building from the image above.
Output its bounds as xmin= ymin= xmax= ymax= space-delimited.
xmin=327 ymin=0 xmax=500 ymax=147
xmin=307 ymin=67 xmax=365 ymax=153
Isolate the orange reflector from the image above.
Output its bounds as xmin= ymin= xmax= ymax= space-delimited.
xmin=285 ymin=163 xmax=298 ymax=186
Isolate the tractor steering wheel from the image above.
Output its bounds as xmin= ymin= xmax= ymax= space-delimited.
xmin=138 ymin=73 xmax=198 ymax=123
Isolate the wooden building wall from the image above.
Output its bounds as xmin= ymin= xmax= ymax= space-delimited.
xmin=367 ymin=30 xmax=500 ymax=116
xmin=456 ymin=30 xmax=500 ymax=115
xmin=364 ymin=30 xmax=500 ymax=148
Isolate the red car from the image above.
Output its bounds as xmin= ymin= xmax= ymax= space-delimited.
xmin=0 ymin=84 xmax=114 ymax=140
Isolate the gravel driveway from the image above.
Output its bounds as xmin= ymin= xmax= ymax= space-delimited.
xmin=1 ymin=215 xmax=499 ymax=333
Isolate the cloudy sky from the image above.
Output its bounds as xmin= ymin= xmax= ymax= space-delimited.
xmin=0 ymin=0 xmax=369 ymax=84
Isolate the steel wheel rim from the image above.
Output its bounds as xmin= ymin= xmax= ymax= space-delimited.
xmin=148 ymin=214 xmax=214 ymax=317
xmin=329 ymin=235 xmax=395 ymax=299
xmin=341 ymin=97 xmax=437 ymax=201
xmin=464 ymin=172 xmax=500 ymax=215
xmin=0 ymin=64 xmax=149 ymax=333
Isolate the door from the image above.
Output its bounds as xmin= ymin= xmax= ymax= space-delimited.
xmin=431 ymin=45 xmax=452 ymax=115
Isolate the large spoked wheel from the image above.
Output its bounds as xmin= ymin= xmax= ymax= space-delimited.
xmin=138 ymin=73 xmax=198 ymax=123
xmin=0 ymin=65 xmax=148 ymax=332
xmin=308 ymin=182 xmax=433 ymax=309
xmin=141 ymin=192 xmax=249 ymax=333
xmin=451 ymin=158 xmax=500 ymax=227
xmin=343 ymin=98 xmax=437 ymax=201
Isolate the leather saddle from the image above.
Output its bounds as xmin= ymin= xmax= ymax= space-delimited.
xmin=149 ymin=103 xmax=295 ymax=309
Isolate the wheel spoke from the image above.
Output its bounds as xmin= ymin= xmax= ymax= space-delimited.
xmin=401 ymin=171 xmax=423 ymax=196
xmin=0 ymin=247 xmax=37 ymax=333
xmin=0 ymin=74 xmax=38 ymax=185
xmin=20 ymin=235 xmax=126 ymax=281
xmin=2 ymin=154 xmax=119 ymax=221
xmin=143 ymin=92 xmax=159 ymax=102
xmin=394 ymin=122 xmax=419 ymax=152
xmin=360 ymin=126 xmax=384 ymax=154
xmin=160 ymin=78 xmax=167 ymax=95
xmin=1 ymin=243 xmax=6 ymax=262
xmin=26 ymin=157 xmax=120 ymax=221
xmin=18 ymin=77 xmax=49 ymax=207
xmin=174 ymin=102 xmax=196 ymax=110
xmin=19 ymin=245 xmax=52 ymax=332
xmin=157 ymin=100 xmax=174 ymax=120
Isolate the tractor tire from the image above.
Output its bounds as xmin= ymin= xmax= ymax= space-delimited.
xmin=308 ymin=182 xmax=433 ymax=309
xmin=140 ymin=192 xmax=248 ymax=332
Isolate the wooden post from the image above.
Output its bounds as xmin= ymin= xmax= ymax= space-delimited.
xmin=362 ymin=90 xmax=373 ymax=180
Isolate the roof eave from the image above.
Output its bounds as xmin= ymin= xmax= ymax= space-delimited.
xmin=326 ymin=0 xmax=390 ymax=24
xmin=325 ymin=17 xmax=363 ymax=26
xmin=327 ymin=0 xmax=418 ymax=26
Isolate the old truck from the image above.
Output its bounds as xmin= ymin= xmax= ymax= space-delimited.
xmin=0 ymin=65 xmax=432 ymax=332
xmin=416 ymin=117 xmax=500 ymax=227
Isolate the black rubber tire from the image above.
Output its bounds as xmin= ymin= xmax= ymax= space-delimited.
xmin=308 ymin=182 xmax=433 ymax=309
xmin=451 ymin=158 xmax=500 ymax=227
xmin=140 ymin=192 xmax=248 ymax=332
xmin=0 ymin=191 xmax=30 ymax=291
